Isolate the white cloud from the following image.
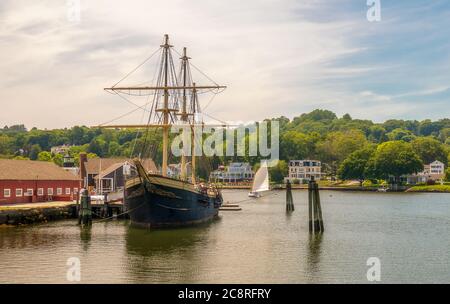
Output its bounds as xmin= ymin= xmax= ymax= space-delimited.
xmin=0 ymin=0 xmax=447 ymax=129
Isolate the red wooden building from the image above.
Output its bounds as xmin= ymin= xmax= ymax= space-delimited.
xmin=0 ymin=159 xmax=81 ymax=204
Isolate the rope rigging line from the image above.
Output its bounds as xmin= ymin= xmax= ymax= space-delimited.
xmin=129 ymin=92 xmax=154 ymax=159
xmin=103 ymin=42 xmax=228 ymax=178
xmin=172 ymin=48 xmax=220 ymax=87
xmin=201 ymin=90 xmax=218 ymax=112
xmin=97 ymin=105 xmax=146 ymax=127
xmin=112 ymin=47 xmax=162 ymax=88
xmin=201 ymin=112 xmax=230 ymax=126
xmin=112 ymin=91 xmax=153 ymax=113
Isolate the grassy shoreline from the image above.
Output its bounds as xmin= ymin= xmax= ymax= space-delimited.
xmin=406 ymin=185 xmax=450 ymax=193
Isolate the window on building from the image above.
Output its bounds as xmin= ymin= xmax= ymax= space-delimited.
xmin=48 ymin=188 xmax=54 ymax=195
xmin=16 ymin=189 xmax=23 ymax=197
xmin=57 ymin=188 xmax=62 ymax=195
xmin=73 ymin=188 xmax=78 ymax=194
xmin=37 ymin=188 xmax=44 ymax=196
xmin=4 ymin=189 xmax=11 ymax=198
xmin=65 ymin=188 xmax=71 ymax=195
xmin=25 ymin=189 xmax=33 ymax=196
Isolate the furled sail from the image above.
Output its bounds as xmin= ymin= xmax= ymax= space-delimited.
xmin=251 ymin=163 xmax=270 ymax=193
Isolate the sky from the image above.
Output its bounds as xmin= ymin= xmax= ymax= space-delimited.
xmin=0 ymin=0 xmax=449 ymax=129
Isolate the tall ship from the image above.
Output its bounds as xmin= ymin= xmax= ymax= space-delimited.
xmin=101 ymin=35 xmax=226 ymax=228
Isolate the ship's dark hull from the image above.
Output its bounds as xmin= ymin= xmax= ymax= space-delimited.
xmin=125 ymin=176 xmax=222 ymax=229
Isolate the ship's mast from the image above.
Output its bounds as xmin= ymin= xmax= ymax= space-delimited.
xmin=161 ymin=35 xmax=171 ymax=177
xmin=101 ymin=34 xmax=227 ymax=182
xmin=191 ymin=83 xmax=198 ymax=184
xmin=180 ymin=47 xmax=190 ymax=180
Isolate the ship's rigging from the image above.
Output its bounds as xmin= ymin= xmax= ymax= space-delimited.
xmin=100 ymin=34 xmax=227 ymax=181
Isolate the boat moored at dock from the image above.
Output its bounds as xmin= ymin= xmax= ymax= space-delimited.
xmin=101 ymin=34 xmax=226 ymax=228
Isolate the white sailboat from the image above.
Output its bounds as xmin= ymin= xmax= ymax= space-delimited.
xmin=248 ymin=162 xmax=270 ymax=198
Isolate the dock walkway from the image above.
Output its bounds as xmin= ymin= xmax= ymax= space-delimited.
xmin=0 ymin=201 xmax=125 ymax=226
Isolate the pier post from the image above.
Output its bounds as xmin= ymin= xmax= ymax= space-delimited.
xmin=286 ymin=180 xmax=295 ymax=213
xmin=308 ymin=177 xmax=324 ymax=234
xmin=308 ymin=180 xmax=313 ymax=232
xmin=314 ymin=182 xmax=324 ymax=232
xmin=313 ymin=182 xmax=320 ymax=232
xmin=78 ymin=189 xmax=92 ymax=226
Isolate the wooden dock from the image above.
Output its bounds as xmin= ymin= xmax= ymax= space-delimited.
xmin=0 ymin=200 xmax=126 ymax=226
xmin=0 ymin=201 xmax=78 ymax=225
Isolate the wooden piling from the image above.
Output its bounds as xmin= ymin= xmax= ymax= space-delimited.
xmin=308 ymin=178 xmax=324 ymax=234
xmin=286 ymin=180 xmax=295 ymax=212
xmin=315 ymin=183 xmax=325 ymax=232
xmin=308 ymin=180 xmax=313 ymax=232
xmin=313 ymin=183 xmax=322 ymax=232
xmin=78 ymin=189 xmax=92 ymax=226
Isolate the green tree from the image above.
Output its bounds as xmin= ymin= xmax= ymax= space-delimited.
xmin=342 ymin=113 xmax=352 ymax=120
xmin=383 ymin=119 xmax=406 ymax=132
xmin=29 ymin=144 xmax=42 ymax=160
xmin=387 ymin=128 xmax=415 ymax=142
xmin=367 ymin=141 xmax=423 ymax=184
xmin=294 ymin=109 xmax=337 ymax=123
xmin=368 ymin=125 xmax=386 ymax=143
xmin=337 ymin=145 xmax=376 ymax=186
xmin=438 ymin=128 xmax=450 ymax=143
xmin=52 ymin=153 xmax=64 ymax=166
xmin=6 ymin=125 xmax=27 ymax=132
xmin=419 ymin=119 xmax=441 ymax=136
xmin=269 ymin=160 xmax=288 ymax=183
xmin=445 ymin=168 xmax=450 ymax=182
xmin=0 ymin=135 xmax=13 ymax=155
xmin=280 ymin=131 xmax=314 ymax=161
xmin=108 ymin=141 xmax=121 ymax=156
xmin=87 ymin=138 xmax=106 ymax=156
xmin=411 ymin=137 xmax=447 ymax=165
xmin=317 ymin=129 xmax=368 ymax=174
xmin=37 ymin=151 xmax=52 ymax=162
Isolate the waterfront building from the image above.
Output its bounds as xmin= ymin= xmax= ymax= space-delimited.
xmin=79 ymin=154 xmax=157 ymax=194
xmin=406 ymin=160 xmax=445 ymax=184
xmin=0 ymin=159 xmax=81 ymax=204
xmin=209 ymin=162 xmax=254 ymax=183
xmin=285 ymin=160 xmax=322 ymax=183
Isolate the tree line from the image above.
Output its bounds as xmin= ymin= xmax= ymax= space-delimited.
xmin=1 ymin=109 xmax=449 ymax=183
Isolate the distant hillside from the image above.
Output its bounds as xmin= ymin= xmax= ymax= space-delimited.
xmin=1 ymin=109 xmax=449 ymax=182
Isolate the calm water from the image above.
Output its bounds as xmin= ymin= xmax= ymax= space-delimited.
xmin=0 ymin=190 xmax=449 ymax=283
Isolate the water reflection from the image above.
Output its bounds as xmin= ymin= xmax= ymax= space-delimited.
xmin=1 ymin=191 xmax=450 ymax=283
xmin=126 ymin=226 xmax=204 ymax=255
xmin=306 ymin=233 xmax=323 ymax=280
xmin=0 ymin=225 xmax=70 ymax=250
xmin=79 ymin=226 xmax=92 ymax=251
xmin=124 ymin=224 xmax=210 ymax=283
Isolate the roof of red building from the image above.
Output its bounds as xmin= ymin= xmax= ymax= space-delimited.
xmin=0 ymin=159 xmax=81 ymax=181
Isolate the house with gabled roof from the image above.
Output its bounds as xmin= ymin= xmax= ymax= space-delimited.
xmin=0 ymin=159 xmax=81 ymax=204
xmin=78 ymin=154 xmax=157 ymax=194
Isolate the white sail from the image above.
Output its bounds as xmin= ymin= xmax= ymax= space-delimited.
xmin=251 ymin=163 xmax=270 ymax=193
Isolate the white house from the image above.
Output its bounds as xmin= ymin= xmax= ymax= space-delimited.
xmin=285 ymin=160 xmax=322 ymax=183
xmin=210 ymin=163 xmax=254 ymax=183
xmin=407 ymin=160 xmax=445 ymax=184
xmin=50 ymin=144 xmax=72 ymax=155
